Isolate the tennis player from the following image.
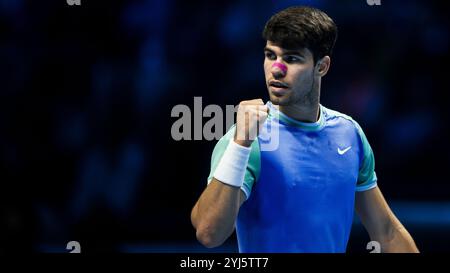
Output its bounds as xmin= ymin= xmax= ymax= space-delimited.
xmin=191 ymin=6 xmax=419 ymax=253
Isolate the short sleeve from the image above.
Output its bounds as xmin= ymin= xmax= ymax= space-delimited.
xmin=354 ymin=122 xmax=378 ymax=192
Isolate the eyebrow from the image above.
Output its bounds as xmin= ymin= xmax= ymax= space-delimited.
xmin=264 ymin=47 xmax=304 ymax=56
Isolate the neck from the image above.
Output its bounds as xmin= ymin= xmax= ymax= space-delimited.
xmin=278 ymin=102 xmax=320 ymax=123
xmin=277 ymin=81 xmax=321 ymax=123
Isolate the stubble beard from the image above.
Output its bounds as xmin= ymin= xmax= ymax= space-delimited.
xmin=270 ymin=71 xmax=318 ymax=107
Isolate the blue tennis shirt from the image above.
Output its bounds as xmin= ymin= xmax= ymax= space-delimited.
xmin=207 ymin=101 xmax=377 ymax=253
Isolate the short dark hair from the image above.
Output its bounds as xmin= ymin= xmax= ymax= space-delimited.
xmin=262 ymin=6 xmax=338 ymax=63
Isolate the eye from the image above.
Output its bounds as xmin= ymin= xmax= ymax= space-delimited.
xmin=284 ymin=55 xmax=301 ymax=63
xmin=265 ymin=51 xmax=276 ymax=60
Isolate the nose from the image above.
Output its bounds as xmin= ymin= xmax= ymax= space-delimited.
xmin=271 ymin=61 xmax=287 ymax=77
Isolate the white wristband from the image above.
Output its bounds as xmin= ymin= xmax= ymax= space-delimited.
xmin=213 ymin=140 xmax=251 ymax=188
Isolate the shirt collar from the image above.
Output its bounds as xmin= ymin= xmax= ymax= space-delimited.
xmin=267 ymin=101 xmax=325 ymax=131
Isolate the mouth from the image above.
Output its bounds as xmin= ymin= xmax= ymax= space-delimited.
xmin=268 ymin=80 xmax=289 ymax=95
xmin=269 ymin=80 xmax=289 ymax=88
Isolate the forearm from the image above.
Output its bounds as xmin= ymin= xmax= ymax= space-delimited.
xmin=375 ymin=222 xmax=419 ymax=253
xmin=356 ymin=187 xmax=419 ymax=253
xmin=191 ymin=179 xmax=243 ymax=248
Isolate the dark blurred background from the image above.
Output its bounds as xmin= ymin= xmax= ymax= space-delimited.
xmin=1 ymin=0 xmax=449 ymax=253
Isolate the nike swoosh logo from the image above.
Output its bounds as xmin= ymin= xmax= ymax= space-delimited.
xmin=338 ymin=146 xmax=352 ymax=155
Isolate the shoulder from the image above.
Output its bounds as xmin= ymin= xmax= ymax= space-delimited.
xmin=211 ymin=125 xmax=236 ymax=155
xmin=212 ymin=125 xmax=260 ymax=155
xmin=322 ymin=105 xmax=356 ymax=125
xmin=321 ymin=105 xmax=365 ymax=134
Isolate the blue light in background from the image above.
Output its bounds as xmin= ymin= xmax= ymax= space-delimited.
xmin=352 ymin=201 xmax=450 ymax=227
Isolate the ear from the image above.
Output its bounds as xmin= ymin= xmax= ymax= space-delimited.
xmin=315 ymin=56 xmax=331 ymax=77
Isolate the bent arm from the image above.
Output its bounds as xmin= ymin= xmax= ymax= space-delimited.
xmin=191 ymin=178 xmax=246 ymax=248
xmin=355 ymin=186 xmax=419 ymax=253
xmin=192 ymin=99 xmax=267 ymax=248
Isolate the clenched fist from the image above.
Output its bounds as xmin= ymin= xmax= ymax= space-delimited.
xmin=234 ymin=99 xmax=269 ymax=147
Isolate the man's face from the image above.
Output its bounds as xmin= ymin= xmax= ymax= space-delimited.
xmin=264 ymin=41 xmax=316 ymax=106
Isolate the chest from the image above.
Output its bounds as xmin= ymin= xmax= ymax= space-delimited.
xmin=258 ymin=125 xmax=361 ymax=190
